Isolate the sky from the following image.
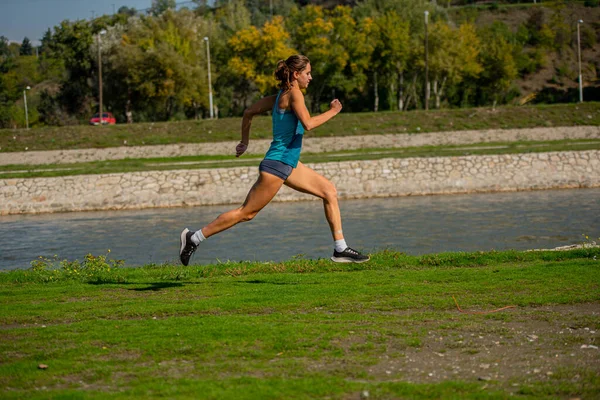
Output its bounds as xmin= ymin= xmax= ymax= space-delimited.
xmin=0 ymin=0 xmax=155 ymax=45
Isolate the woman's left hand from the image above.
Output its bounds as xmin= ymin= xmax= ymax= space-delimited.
xmin=236 ymin=142 xmax=248 ymax=157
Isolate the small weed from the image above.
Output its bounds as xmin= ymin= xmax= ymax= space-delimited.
xmin=27 ymin=250 xmax=124 ymax=283
xmin=224 ymin=266 xmax=248 ymax=277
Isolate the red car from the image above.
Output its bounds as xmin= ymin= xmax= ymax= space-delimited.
xmin=89 ymin=112 xmax=116 ymax=125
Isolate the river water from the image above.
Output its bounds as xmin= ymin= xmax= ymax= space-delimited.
xmin=1 ymin=188 xmax=598 ymax=270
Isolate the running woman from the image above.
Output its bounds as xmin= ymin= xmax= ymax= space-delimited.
xmin=179 ymin=55 xmax=369 ymax=266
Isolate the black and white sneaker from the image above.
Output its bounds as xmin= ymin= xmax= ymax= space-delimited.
xmin=179 ymin=228 xmax=198 ymax=266
xmin=331 ymin=247 xmax=370 ymax=263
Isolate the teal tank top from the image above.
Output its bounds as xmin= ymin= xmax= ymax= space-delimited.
xmin=264 ymin=90 xmax=305 ymax=168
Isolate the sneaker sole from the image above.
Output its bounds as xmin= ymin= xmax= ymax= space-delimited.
xmin=330 ymin=256 xmax=370 ymax=263
xmin=180 ymin=228 xmax=190 ymax=257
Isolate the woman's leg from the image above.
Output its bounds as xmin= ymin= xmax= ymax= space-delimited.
xmin=202 ymin=171 xmax=285 ymax=238
xmin=284 ymin=162 xmax=343 ymax=241
xmin=180 ymin=171 xmax=284 ymax=266
xmin=284 ymin=162 xmax=369 ymax=263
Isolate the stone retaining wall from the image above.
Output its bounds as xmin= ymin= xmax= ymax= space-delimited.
xmin=1 ymin=150 xmax=598 ymax=215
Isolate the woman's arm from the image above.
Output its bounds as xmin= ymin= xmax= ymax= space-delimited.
xmin=240 ymin=95 xmax=277 ymax=144
xmin=290 ymin=89 xmax=342 ymax=131
xmin=236 ymin=95 xmax=277 ymax=157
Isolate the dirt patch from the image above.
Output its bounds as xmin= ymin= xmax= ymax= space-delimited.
xmin=365 ymin=303 xmax=599 ymax=391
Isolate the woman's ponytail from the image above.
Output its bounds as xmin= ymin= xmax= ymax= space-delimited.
xmin=274 ymin=60 xmax=291 ymax=91
xmin=274 ymin=55 xmax=310 ymax=91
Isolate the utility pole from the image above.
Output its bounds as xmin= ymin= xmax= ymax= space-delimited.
xmin=424 ymin=11 xmax=429 ymax=111
xmin=23 ymin=86 xmax=30 ymax=129
xmin=97 ymin=31 xmax=106 ymax=124
xmin=577 ymin=20 xmax=584 ymax=103
xmin=204 ymin=37 xmax=214 ymax=119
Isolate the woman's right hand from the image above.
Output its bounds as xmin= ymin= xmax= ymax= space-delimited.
xmin=330 ymin=99 xmax=342 ymax=114
xmin=236 ymin=142 xmax=248 ymax=157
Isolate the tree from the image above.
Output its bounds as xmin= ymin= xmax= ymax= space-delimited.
xmin=19 ymin=37 xmax=33 ymax=56
xmin=45 ymin=20 xmax=95 ymax=117
xmin=106 ymin=9 xmax=212 ymax=121
xmin=329 ymin=6 xmax=374 ymax=106
xmin=478 ymin=33 xmax=518 ymax=107
xmin=287 ymin=5 xmax=371 ymax=111
xmin=228 ymin=16 xmax=296 ymax=99
xmin=0 ymin=36 xmax=10 ymax=65
xmin=210 ymin=0 xmax=253 ymax=116
xmin=150 ymin=0 xmax=177 ymax=17
xmin=118 ymin=6 xmax=137 ymax=16
xmin=372 ymin=11 xmax=410 ymax=111
xmin=418 ymin=22 xmax=482 ymax=109
xmin=0 ymin=56 xmax=41 ymax=128
xmin=39 ymin=29 xmax=53 ymax=56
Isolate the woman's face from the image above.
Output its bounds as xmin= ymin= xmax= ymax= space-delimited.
xmin=294 ymin=63 xmax=312 ymax=89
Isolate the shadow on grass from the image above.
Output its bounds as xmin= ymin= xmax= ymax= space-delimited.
xmin=129 ymin=282 xmax=184 ymax=291
xmin=244 ymin=280 xmax=299 ymax=285
xmin=242 ymin=279 xmax=321 ymax=285
xmin=88 ymin=281 xmax=185 ymax=291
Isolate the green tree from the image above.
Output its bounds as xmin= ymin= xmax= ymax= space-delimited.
xmin=477 ymin=25 xmax=518 ymax=107
xmin=150 ymin=0 xmax=177 ymax=17
xmin=0 ymin=56 xmax=42 ymax=128
xmin=418 ymin=22 xmax=482 ymax=109
xmin=118 ymin=6 xmax=137 ymax=16
xmin=372 ymin=11 xmax=410 ymax=111
xmin=19 ymin=37 xmax=33 ymax=56
xmin=330 ymin=6 xmax=374 ymax=107
xmin=39 ymin=29 xmax=53 ymax=56
xmin=106 ymin=9 xmax=211 ymax=121
xmin=287 ymin=5 xmax=373 ymax=112
xmin=0 ymin=36 xmax=11 ymax=66
xmin=210 ymin=0 xmax=252 ymax=116
xmin=45 ymin=20 xmax=95 ymax=117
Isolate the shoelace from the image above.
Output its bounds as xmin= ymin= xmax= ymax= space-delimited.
xmin=182 ymin=243 xmax=198 ymax=257
xmin=346 ymin=248 xmax=359 ymax=255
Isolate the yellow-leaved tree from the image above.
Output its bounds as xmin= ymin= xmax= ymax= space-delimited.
xmin=228 ymin=16 xmax=296 ymax=97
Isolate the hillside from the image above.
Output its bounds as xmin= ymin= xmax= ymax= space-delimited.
xmin=452 ymin=3 xmax=600 ymax=103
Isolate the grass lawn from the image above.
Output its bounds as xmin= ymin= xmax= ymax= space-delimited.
xmin=1 ymin=249 xmax=599 ymax=399
xmin=1 ymin=102 xmax=598 ymax=153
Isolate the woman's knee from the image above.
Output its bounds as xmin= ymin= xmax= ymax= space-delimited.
xmin=238 ymin=208 xmax=259 ymax=222
xmin=322 ymin=182 xmax=338 ymax=202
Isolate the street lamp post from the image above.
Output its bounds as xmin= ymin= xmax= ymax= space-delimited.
xmin=424 ymin=11 xmax=429 ymax=111
xmin=204 ymin=36 xmax=214 ymax=119
xmin=577 ymin=20 xmax=583 ymax=103
xmin=23 ymin=86 xmax=31 ymax=129
xmin=97 ymin=30 xmax=106 ymax=124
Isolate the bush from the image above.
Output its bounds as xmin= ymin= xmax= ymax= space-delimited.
xmin=516 ymin=48 xmax=546 ymax=75
xmin=584 ymin=0 xmax=599 ymax=7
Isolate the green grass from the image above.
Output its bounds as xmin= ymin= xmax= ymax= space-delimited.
xmin=1 ymin=138 xmax=599 ymax=179
xmin=1 ymin=249 xmax=599 ymax=399
xmin=1 ymin=102 xmax=599 ymax=153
